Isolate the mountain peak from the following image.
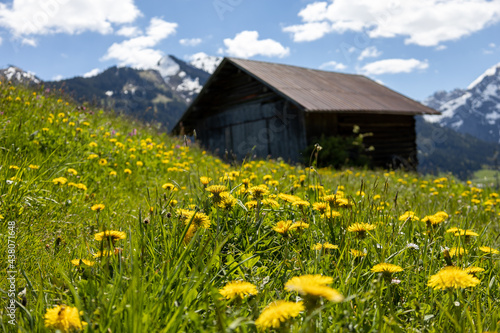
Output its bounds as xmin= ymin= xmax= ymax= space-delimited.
xmin=467 ymin=62 xmax=500 ymax=90
xmin=187 ymin=52 xmax=222 ymax=74
xmin=0 ymin=66 xmax=41 ymax=85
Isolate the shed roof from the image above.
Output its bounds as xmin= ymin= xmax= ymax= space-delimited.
xmin=172 ymin=58 xmax=438 ymax=133
xmin=227 ymin=58 xmax=438 ymax=115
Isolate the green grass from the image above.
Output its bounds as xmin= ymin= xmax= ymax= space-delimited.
xmin=1 ymin=81 xmax=499 ymax=332
xmin=472 ymin=169 xmax=500 ymax=188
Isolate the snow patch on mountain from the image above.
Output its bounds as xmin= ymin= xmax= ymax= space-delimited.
xmin=0 ymin=66 xmax=41 ymax=84
xmin=423 ymin=62 xmax=500 ymax=143
xmin=157 ymin=56 xmax=181 ymax=77
xmin=188 ymin=52 xmax=222 ymax=74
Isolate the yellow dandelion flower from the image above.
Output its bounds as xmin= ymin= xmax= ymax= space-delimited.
xmin=44 ymin=305 xmax=86 ymax=333
xmin=446 ymin=227 xmax=460 ymax=234
xmin=109 ymin=170 xmax=117 ymax=176
xmin=399 ymin=211 xmax=420 ymax=222
xmin=91 ymin=204 xmax=105 ymax=211
xmin=290 ymin=221 xmax=309 ymax=230
xmin=479 ymin=246 xmax=499 ymax=254
xmin=93 ymin=250 xmax=115 ymax=258
xmin=350 ymin=249 xmax=367 ymax=257
xmin=292 ymin=200 xmax=310 ymax=208
xmin=322 ymin=210 xmax=342 ymax=219
xmin=52 ymin=177 xmax=68 ymax=185
xmin=206 ymin=185 xmax=228 ymax=194
xmin=218 ymin=192 xmax=237 ymax=210
xmin=94 ymin=230 xmax=126 ymax=242
xmin=87 ymin=154 xmax=99 ymax=160
xmin=98 ymin=159 xmax=107 ymax=166
xmin=248 ymin=185 xmax=269 ymax=199
xmin=427 ymin=266 xmax=480 ymax=290
xmin=313 ymin=202 xmax=328 ymax=214
xmin=312 ymin=243 xmax=339 ymax=251
xmin=89 ymin=142 xmax=98 ymax=147
xmin=67 ymin=168 xmax=78 ymax=175
xmin=200 ymin=176 xmax=212 ymax=185
xmin=464 ymin=266 xmax=485 ymax=275
xmin=254 ymin=300 xmax=304 ymax=330
xmin=273 ymin=220 xmax=293 ymax=234
xmin=448 ymin=247 xmax=467 ymax=257
xmin=183 ymin=211 xmax=211 ymax=229
xmin=261 ymin=198 xmax=280 ymax=209
xmin=347 ymin=223 xmax=376 ymax=234
xmin=28 ymin=164 xmax=39 ymax=169
xmin=454 ymin=229 xmax=479 ymax=237
xmin=285 ymin=275 xmax=344 ymax=303
xmin=371 ymin=263 xmax=403 ymax=275
xmin=124 ymin=168 xmax=132 ymax=175
xmin=136 ymin=161 xmax=143 ymax=167
xmin=162 ymin=183 xmax=176 ymax=190
xmin=219 ymin=281 xmax=258 ymax=300
xmin=70 ymin=259 xmax=95 ymax=267
xmin=245 ymin=200 xmax=258 ymax=209
xmin=9 ymin=165 xmax=20 ymax=170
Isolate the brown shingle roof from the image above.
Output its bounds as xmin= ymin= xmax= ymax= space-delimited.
xmin=228 ymin=58 xmax=439 ymax=115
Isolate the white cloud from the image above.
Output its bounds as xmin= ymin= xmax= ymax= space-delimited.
xmin=116 ymin=26 xmax=141 ymax=37
xmin=283 ymin=0 xmax=500 ymax=47
xmin=52 ymin=74 xmax=64 ymax=81
xmin=489 ymin=42 xmax=497 ymax=48
xmin=83 ymin=68 xmax=101 ymax=78
xmin=319 ymin=61 xmax=346 ymax=71
xmin=221 ymin=31 xmax=290 ymax=58
xmin=0 ymin=36 xmax=2 ymax=45
xmin=361 ymin=58 xmax=429 ymax=75
xmin=0 ymin=0 xmax=141 ymax=40
xmin=179 ymin=38 xmax=202 ymax=47
xmin=21 ymin=37 xmax=37 ymax=46
xmin=358 ymin=46 xmax=381 ymax=61
xmin=102 ymin=18 xmax=177 ymax=69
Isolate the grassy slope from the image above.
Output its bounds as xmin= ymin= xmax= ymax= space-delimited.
xmin=1 ymin=81 xmax=500 ymax=332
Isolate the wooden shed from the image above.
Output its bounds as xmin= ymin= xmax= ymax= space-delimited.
xmin=172 ymin=58 xmax=439 ymax=168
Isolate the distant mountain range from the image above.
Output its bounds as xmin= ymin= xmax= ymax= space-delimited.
xmin=423 ymin=62 xmax=500 ymax=143
xmin=1 ymin=55 xmax=498 ymax=178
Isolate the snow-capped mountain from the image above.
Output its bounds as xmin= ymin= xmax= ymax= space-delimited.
xmin=424 ymin=62 xmax=500 ymax=143
xmin=156 ymin=55 xmax=212 ymax=104
xmin=187 ymin=52 xmax=223 ymax=74
xmin=0 ymin=66 xmax=41 ymax=85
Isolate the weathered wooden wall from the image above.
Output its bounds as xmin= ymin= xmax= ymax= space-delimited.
xmin=190 ymin=63 xmax=307 ymax=161
xmin=304 ymin=112 xmax=417 ymax=169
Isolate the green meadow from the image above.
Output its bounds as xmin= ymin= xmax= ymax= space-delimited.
xmin=1 ymin=81 xmax=499 ymax=332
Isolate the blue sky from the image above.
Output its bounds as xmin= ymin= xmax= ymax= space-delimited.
xmin=0 ymin=0 xmax=499 ymax=101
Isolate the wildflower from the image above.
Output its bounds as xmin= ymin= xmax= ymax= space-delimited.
xmin=399 ymin=211 xmax=420 ymax=222
xmin=200 ymin=176 xmax=212 ymax=186
xmin=273 ymin=220 xmax=293 ymax=235
xmin=422 ymin=211 xmax=448 ymax=226
xmin=181 ymin=210 xmax=211 ymax=229
xmin=89 ymin=142 xmax=98 ymax=148
xmin=109 ymin=170 xmax=117 ymax=176
xmin=28 ymin=164 xmax=39 ymax=169
xmin=350 ymin=249 xmax=367 ymax=257
xmin=448 ymin=247 xmax=467 ymax=257
xmin=206 ymin=185 xmax=228 ymax=202
xmin=313 ymin=202 xmax=328 ymax=214
xmin=219 ymin=281 xmax=258 ymax=300
xmin=322 ymin=194 xmax=350 ymax=207
xmin=162 ymin=183 xmax=176 ymax=190
xmin=454 ymin=229 xmax=479 ymax=237
xmin=44 ymin=305 xmax=86 ymax=332
xmin=427 ymin=266 xmax=480 ymax=290
xmin=312 ymin=243 xmax=338 ymax=251
xmin=254 ymin=300 xmax=304 ymax=330
xmin=371 ymin=263 xmax=403 ymax=276
xmin=9 ymin=165 xmax=19 ymax=170
xmin=322 ymin=210 xmax=342 ymax=219
xmin=94 ymin=230 xmax=126 ymax=242
xmin=136 ymin=161 xmax=143 ymax=167
xmin=292 ymin=200 xmax=310 ymax=208
xmin=87 ymin=154 xmax=99 ymax=159
xmin=91 ymin=204 xmax=105 ymax=211
xmin=464 ymin=266 xmax=485 ymax=275
xmin=347 ymin=223 xmax=376 ymax=238
xmin=285 ymin=274 xmax=344 ymax=303
xmin=98 ymin=159 xmax=107 ymax=166
xmin=67 ymin=168 xmax=78 ymax=175
xmin=261 ymin=198 xmax=280 ymax=209
xmin=278 ymin=193 xmax=302 ymax=203
xmin=245 ymin=200 xmax=258 ymax=209
xmin=70 ymin=259 xmax=95 ymax=267
xmin=124 ymin=168 xmax=132 ymax=175
xmin=248 ymin=185 xmax=269 ymax=199
xmin=479 ymin=246 xmax=499 ymax=254
xmin=93 ymin=250 xmax=116 ymax=258
xmin=291 ymin=221 xmax=309 ymax=230
xmin=218 ymin=192 xmax=237 ymax=210
xmin=52 ymin=177 xmax=68 ymax=185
